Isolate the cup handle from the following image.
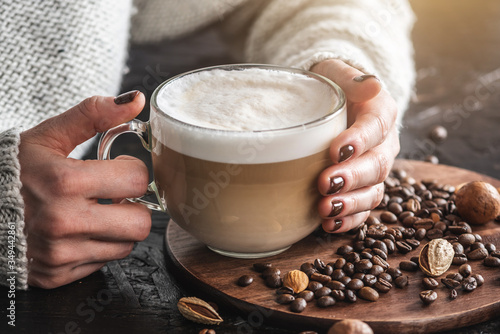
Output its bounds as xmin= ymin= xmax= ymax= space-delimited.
xmin=97 ymin=119 xmax=166 ymax=212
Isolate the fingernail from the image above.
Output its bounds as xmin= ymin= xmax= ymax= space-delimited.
xmin=330 ymin=219 xmax=343 ymax=232
xmin=353 ymin=74 xmax=380 ymax=82
xmin=329 ymin=200 xmax=343 ymax=218
xmin=327 ymin=176 xmax=345 ymax=195
xmin=114 ymin=90 xmax=140 ymax=105
xmin=339 ymin=145 xmax=354 ymax=163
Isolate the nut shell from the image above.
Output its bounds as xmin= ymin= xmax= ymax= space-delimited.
xmin=282 ymin=270 xmax=309 ymax=294
xmin=419 ymin=238 xmax=454 ymax=277
xmin=455 ymin=181 xmax=500 ymax=225
xmin=177 ymin=297 xmax=223 ymax=325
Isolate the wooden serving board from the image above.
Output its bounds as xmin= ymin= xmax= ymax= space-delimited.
xmin=164 ymin=160 xmax=500 ymax=333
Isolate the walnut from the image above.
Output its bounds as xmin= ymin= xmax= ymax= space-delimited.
xmin=455 ymin=181 xmax=500 ymax=225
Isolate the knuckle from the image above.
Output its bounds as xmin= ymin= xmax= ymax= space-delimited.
xmin=45 ymin=163 xmax=80 ymax=197
xmin=44 ymin=246 xmax=71 ymax=268
xmin=136 ymin=210 xmax=152 ymax=240
xmin=374 ymin=151 xmax=391 ymax=184
xmin=371 ymin=183 xmax=386 ymax=209
xmin=79 ymin=96 xmax=101 ymax=119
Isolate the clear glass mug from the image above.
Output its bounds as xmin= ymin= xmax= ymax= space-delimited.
xmin=98 ymin=64 xmax=346 ymax=258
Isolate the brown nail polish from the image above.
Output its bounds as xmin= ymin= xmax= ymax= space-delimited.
xmin=330 ymin=219 xmax=343 ymax=232
xmin=328 ymin=176 xmax=344 ymax=195
xmin=114 ymin=90 xmax=140 ymax=105
xmin=339 ymin=145 xmax=354 ymax=163
xmin=353 ymin=74 xmax=380 ymax=82
xmin=329 ymin=200 xmax=343 ymax=218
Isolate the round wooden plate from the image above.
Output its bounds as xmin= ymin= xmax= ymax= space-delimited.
xmin=164 ymin=160 xmax=500 ymax=333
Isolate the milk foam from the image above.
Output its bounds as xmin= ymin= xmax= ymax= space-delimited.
xmin=151 ymin=66 xmax=346 ymax=163
xmin=156 ymin=68 xmax=333 ymax=131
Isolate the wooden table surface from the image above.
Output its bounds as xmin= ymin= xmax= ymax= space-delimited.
xmin=2 ymin=1 xmax=500 ymax=333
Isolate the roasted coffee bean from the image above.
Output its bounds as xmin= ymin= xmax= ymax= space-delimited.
xmin=383 ymin=238 xmax=396 ymax=254
xmin=369 ymin=264 xmax=385 ymax=277
xmin=405 ymin=238 xmax=420 ymax=249
xmin=449 ymin=289 xmax=458 ymax=300
xmin=406 ymin=198 xmax=421 ymax=213
xmin=353 ymin=240 xmax=366 ymax=252
xmin=314 ymin=258 xmax=326 ymax=271
xmin=362 ymin=274 xmax=378 ymax=287
xmin=253 ymin=262 xmax=273 ymax=272
xmin=322 ymin=265 xmax=334 ymax=276
xmin=372 ymin=241 xmax=388 ymax=256
xmin=458 ymin=264 xmax=472 ymax=277
xmin=352 ymin=272 xmax=365 ymax=280
xmin=378 ymin=272 xmax=392 ymax=283
xmin=441 ymin=278 xmax=461 ymax=289
xmin=355 ymin=259 xmax=373 ymax=273
xmin=403 ymin=216 xmax=420 ymax=228
xmin=331 ymin=269 xmax=345 ymax=281
xmin=434 ymin=221 xmax=448 ymax=232
xmin=399 ymin=210 xmax=415 ymax=223
xmin=297 ymin=290 xmax=315 ymax=302
xmin=314 ymin=287 xmax=332 ymax=298
xmin=265 ymin=274 xmax=282 ymax=288
xmin=381 ymin=211 xmax=398 ymax=224
xmin=374 ymin=278 xmax=392 ymax=293
xmin=326 ymin=280 xmax=345 ymax=291
xmin=461 ymin=277 xmax=477 ymax=292
xmin=388 ymin=202 xmax=403 ymax=216
xmin=415 ymin=228 xmax=427 ymax=241
xmin=364 ymin=238 xmax=376 ymax=248
xmin=371 ymin=255 xmax=389 ymax=270
xmin=388 ymin=195 xmax=404 ymax=204
xmin=446 ymin=273 xmax=463 ymax=282
xmin=344 ymin=252 xmax=361 ymax=263
xmin=308 ymin=281 xmax=323 ymax=292
xmin=237 ymin=275 xmax=254 ymax=287
xmin=452 ymin=242 xmax=465 ymax=255
xmin=310 ymin=272 xmax=332 ymax=284
xmin=413 ymin=218 xmax=434 ymax=230
xmin=426 ymin=228 xmax=444 ymax=240
xmin=470 ymin=242 xmax=486 ymax=251
xmin=345 ymin=289 xmax=357 ymax=303
xmin=337 ymin=245 xmax=354 ymax=255
xmin=262 ymin=267 xmax=281 ymax=278
xmin=422 ymin=277 xmax=439 ymax=290
xmin=396 ymin=241 xmax=412 ymax=254
xmin=343 ymin=262 xmax=355 ymax=276
xmin=358 ymin=286 xmax=379 ymax=302
xmin=452 ymin=254 xmax=468 ymax=265
xmin=365 ymin=215 xmax=382 ymax=226
xmin=360 ymin=252 xmax=373 ymax=261
xmin=317 ymin=296 xmax=336 ymax=308
xmin=299 ymin=262 xmax=314 ymax=272
xmin=467 ymin=248 xmax=488 ymax=261
xmin=331 ymin=289 xmax=345 ymax=301
xmin=387 ymin=267 xmax=402 ymax=279
xmin=447 ymin=225 xmax=469 ymax=235
xmin=471 ymin=274 xmax=484 ymax=287
xmin=458 ymin=233 xmax=476 ymax=247
xmin=386 ymin=228 xmax=403 ymax=241
xmin=346 ymin=278 xmax=364 ymax=291
xmin=410 ymin=256 xmax=419 ymax=264
xmin=399 ymin=260 xmax=418 ymax=272
xmin=420 ymin=290 xmax=438 ymax=305
xmin=366 ymin=228 xmax=386 ymax=239
xmin=429 ymin=125 xmax=448 ymax=143
xmin=484 ymin=243 xmax=496 ymax=253
xmin=492 ymin=250 xmax=500 ymax=258
xmin=334 ymin=258 xmax=347 ymax=269
xmin=276 ymin=294 xmax=295 ymax=305
xmin=290 ymin=298 xmax=307 ymax=313
xmin=339 ymin=276 xmax=352 ymax=286
xmin=394 ymin=275 xmax=409 ymax=288
xmin=484 ymin=256 xmax=500 ymax=267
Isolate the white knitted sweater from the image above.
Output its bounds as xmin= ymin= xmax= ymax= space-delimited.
xmin=0 ymin=0 xmax=415 ymax=289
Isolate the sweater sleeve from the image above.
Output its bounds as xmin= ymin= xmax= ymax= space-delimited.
xmin=0 ymin=128 xmax=28 ymax=290
xmin=218 ymin=0 xmax=416 ymax=124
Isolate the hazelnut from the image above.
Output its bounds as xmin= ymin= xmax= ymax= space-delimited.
xmin=282 ymin=270 xmax=309 ymax=294
xmin=455 ymin=181 xmax=500 ymax=225
xmin=328 ymin=319 xmax=373 ymax=334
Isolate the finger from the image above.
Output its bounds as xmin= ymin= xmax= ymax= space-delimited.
xmin=24 ymin=91 xmax=145 ymax=156
xmin=318 ymin=128 xmax=400 ymax=195
xmin=311 ymin=59 xmax=382 ymax=103
xmin=28 ymin=262 xmax=106 ymax=289
xmin=328 ymin=90 xmax=398 ymax=164
xmin=318 ymin=183 xmax=385 ymax=219
xmin=322 ymin=211 xmax=371 ymax=234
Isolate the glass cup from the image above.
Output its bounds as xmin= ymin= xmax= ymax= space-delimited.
xmin=98 ymin=64 xmax=346 ymax=258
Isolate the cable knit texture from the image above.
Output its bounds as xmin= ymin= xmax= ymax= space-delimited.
xmin=1 ymin=0 xmax=415 ymax=289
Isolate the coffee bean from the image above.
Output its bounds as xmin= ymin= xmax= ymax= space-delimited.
xmin=326 ymin=280 xmax=346 ymax=291
xmin=458 ymin=233 xmax=476 ymax=247
xmin=345 ymin=289 xmax=357 ymax=303
xmin=484 ymin=243 xmax=496 ymax=253
xmin=355 ymin=259 xmax=373 ymax=273
xmin=452 ymin=242 xmax=465 ymax=255
xmin=337 ymin=245 xmax=354 ymax=255
xmin=358 ymin=286 xmax=379 ymax=302
xmin=413 ymin=218 xmax=434 ymax=230
xmin=471 ymin=274 xmax=484 ymax=287
xmin=300 ymin=262 xmax=315 ymax=272
xmin=403 ymin=216 xmax=420 ymax=228
xmin=426 ymin=228 xmax=443 ymax=240
xmin=343 ymin=262 xmax=355 ymax=276
xmin=449 ymin=289 xmax=458 ymax=300
xmin=461 ymin=277 xmax=477 ymax=292
xmin=362 ymin=274 xmax=378 ymax=287
xmin=366 ymin=228 xmax=386 ymax=239
xmin=399 ymin=210 xmax=415 ymax=223
xmin=237 ymin=275 xmax=254 ymax=287
xmin=331 ymin=289 xmax=345 ymax=301
xmin=387 ymin=267 xmax=402 ymax=279
xmin=371 ymin=255 xmax=389 ymax=270
xmin=290 ymin=298 xmax=307 ymax=313
xmin=262 ymin=267 xmax=280 ymax=278
xmin=369 ymin=264 xmax=385 ymax=277
xmin=467 ymin=247 xmax=488 ymax=261
xmin=382 ymin=238 xmax=396 ymax=253
xmin=415 ymin=228 xmax=427 ymax=241
xmin=381 ymin=211 xmax=398 ymax=224
xmin=314 ymin=287 xmax=332 ymax=298
xmin=492 ymin=250 xmax=500 ymax=258
xmin=452 ymin=254 xmax=468 ymax=265
xmin=458 ymin=264 xmax=472 ymax=277
xmin=265 ymin=274 xmax=282 ymax=288
xmin=396 ymin=241 xmax=412 ymax=254
xmin=388 ymin=202 xmax=403 ymax=216
xmin=322 ymin=264 xmax=334 ymax=276
xmin=429 ymin=125 xmax=448 ymax=143
xmin=334 ymin=258 xmax=347 ymax=269
xmin=378 ymin=272 xmax=393 ymax=283
xmin=446 ymin=273 xmax=463 ymax=282
xmin=422 ymin=277 xmax=439 ymax=290
xmin=447 ymin=225 xmax=468 ymax=235
xmin=317 ymin=296 xmax=336 ymax=308
xmin=374 ymin=278 xmax=392 ymax=293
xmin=276 ymin=294 xmax=295 ymax=304
xmin=310 ymin=272 xmax=332 ymax=284
xmin=471 ymin=242 xmax=486 ymax=251
xmin=297 ymin=290 xmax=315 ymax=302
xmin=314 ymin=258 xmax=326 ymax=271
xmin=399 ymin=260 xmax=419 ymax=272
xmin=441 ymin=278 xmax=461 ymax=289
xmin=405 ymin=238 xmax=420 ymax=249
xmin=360 ymin=251 xmax=373 ymax=260
xmin=344 ymin=252 xmax=361 ymax=263
xmin=308 ymin=281 xmax=323 ymax=292
xmin=346 ymin=278 xmax=364 ymax=291
xmin=484 ymin=256 xmax=500 ymax=267
xmin=395 ymin=275 xmax=409 ymax=288
xmin=253 ymin=262 xmax=273 ymax=272
xmin=420 ymin=290 xmax=438 ymax=304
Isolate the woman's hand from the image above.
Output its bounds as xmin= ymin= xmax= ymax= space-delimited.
xmin=311 ymin=59 xmax=400 ymax=233
xmin=19 ymin=91 xmax=152 ymax=289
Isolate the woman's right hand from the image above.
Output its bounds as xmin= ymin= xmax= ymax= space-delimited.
xmin=19 ymin=91 xmax=152 ymax=289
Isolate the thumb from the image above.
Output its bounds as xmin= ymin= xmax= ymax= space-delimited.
xmin=25 ymin=91 xmax=145 ymax=156
xmin=311 ymin=59 xmax=381 ymax=104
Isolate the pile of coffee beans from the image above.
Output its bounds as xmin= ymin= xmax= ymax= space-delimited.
xmin=236 ymin=168 xmax=499 ymax=314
